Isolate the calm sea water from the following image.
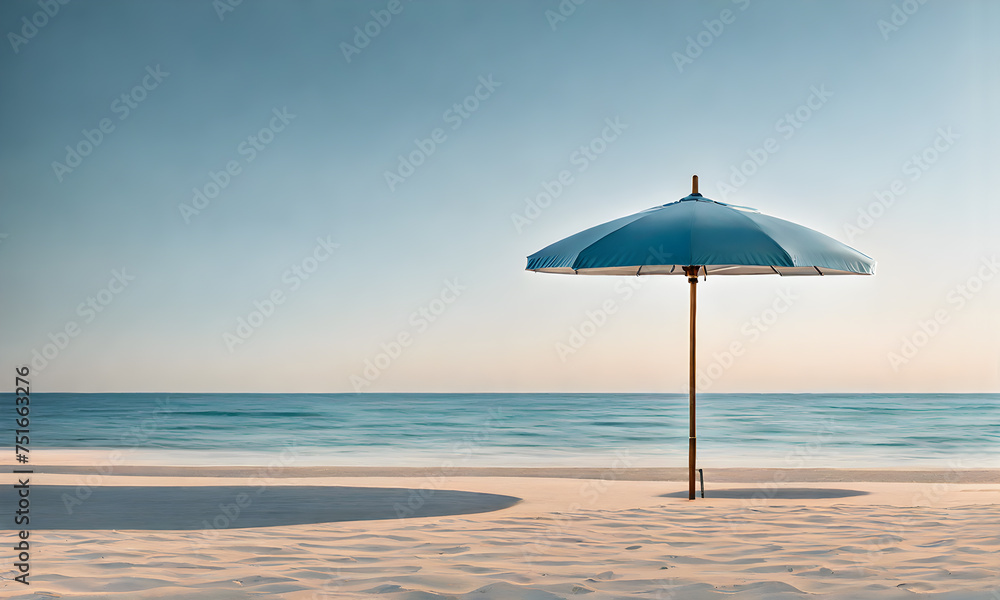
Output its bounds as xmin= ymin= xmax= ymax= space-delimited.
xmin=8 ymin=393 xmax=1000 ymax=469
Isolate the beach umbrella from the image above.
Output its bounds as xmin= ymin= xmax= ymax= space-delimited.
xmin=526 ymin=175 xmax=875 ymax=500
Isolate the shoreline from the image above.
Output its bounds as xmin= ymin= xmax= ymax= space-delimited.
xmin=7 ymin=465 xmax=1000 ymax=483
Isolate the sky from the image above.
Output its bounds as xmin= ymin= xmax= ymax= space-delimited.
xmin=0 ymin=0 xmax=997 ymax=393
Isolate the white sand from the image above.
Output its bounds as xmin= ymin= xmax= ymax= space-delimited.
xmin=1 ymin=469 xmax=999 ymax=599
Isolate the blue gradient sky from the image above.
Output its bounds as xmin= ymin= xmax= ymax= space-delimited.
xmin=1 ymin=0 xmax=997 ymax=392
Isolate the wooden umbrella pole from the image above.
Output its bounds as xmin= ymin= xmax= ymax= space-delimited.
xmin=685 ymin=265 xmax=698 ymax=500
xmin=686 ymin=175 xmax=700 ymax=501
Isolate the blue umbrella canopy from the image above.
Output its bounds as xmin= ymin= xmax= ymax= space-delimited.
xmin=525 ymin=176 xmax=875 ymax=501
xmin=527 ymin=192 xmax=875 ymax=276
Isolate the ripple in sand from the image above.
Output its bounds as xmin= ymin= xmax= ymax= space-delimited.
xmin=469 ymin=581 xmax=566 ymax=599
xmin=231 ymin=575 xmax=297 ymax=586
xmin=896 ymin=581 xmax=936 ymax=591
xmin=453 ymin=564 xmax=495 ymax=574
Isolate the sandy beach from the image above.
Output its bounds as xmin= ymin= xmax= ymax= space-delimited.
xmin=2 ymin=466 xmax=999 ymax=599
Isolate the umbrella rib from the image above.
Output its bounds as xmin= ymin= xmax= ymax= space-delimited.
xmin=730 ymin=209 xmax=797 ymax=269
xmin=688 ymin=203 xmax=697 ymax=270
xmin=566 ymin=211 xmax=652 ymax=271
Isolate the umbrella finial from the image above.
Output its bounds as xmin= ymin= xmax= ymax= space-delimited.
xmin=692 ymin=175 xmax=699 ymax=195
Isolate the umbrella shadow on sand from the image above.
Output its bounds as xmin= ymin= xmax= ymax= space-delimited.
xmin=1 ymin=485 xmax=521 ymax=530
xmin=660 ymin=487 xmax=870 ymax=500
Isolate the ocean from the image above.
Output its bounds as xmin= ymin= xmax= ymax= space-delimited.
xmin=9 ymin=393 xmax=1000 ymax=469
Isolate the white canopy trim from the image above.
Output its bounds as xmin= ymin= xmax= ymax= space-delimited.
xmin=530 ymin=264 xmax=873 ymax=276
